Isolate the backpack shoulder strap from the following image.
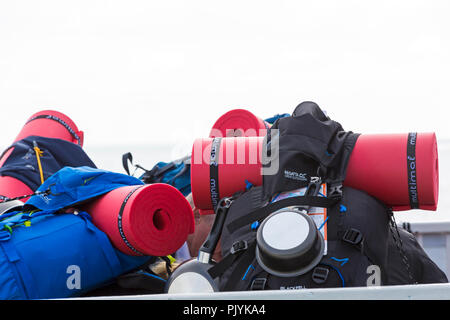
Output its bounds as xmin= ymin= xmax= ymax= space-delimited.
xmin=209 ymin=240 xmax=258 ymax=292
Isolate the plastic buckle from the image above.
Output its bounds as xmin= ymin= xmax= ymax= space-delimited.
xmin=307 ymin=176 xmax=322 ymax=195
xmin=328 ymin=183 xmax=343 ymax=199
xmin=342 ymin=228 xmax=363 ymax=245
xmin=230 ymin=240 xmax=248 ymax=255
xmin=216 ymin=197 xmax=234 ymax=212
xmin=250 ymin=278 xmax=267 ymax=290
xmin=312 ymin=266 xmax=329 ymax=284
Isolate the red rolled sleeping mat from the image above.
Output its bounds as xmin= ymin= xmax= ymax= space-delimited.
xmin=191 ymin=137 xmax=263 ymax=214
xmin=0 ymin=176 xmax=33 ymax=202
xmin=344 ymin=132 xmax=439 ymax=211
xmin=0 ymin=110 xmax=84 ymax=202
xmin=190 ymin=132 xmax=439 ymax=212
xmin=199 ymin=109 xmax=268 ymax=215
xmin=82 ymin=184 xmax=195 ymax=257
xmin=13 ymin=110 xmax=84 ymax=146
xmin=209 ymin=109 xmax=269 ymax=138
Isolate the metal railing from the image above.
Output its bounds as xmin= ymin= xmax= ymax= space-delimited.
xmin=71 ymin=283 xmax=450 ymax=300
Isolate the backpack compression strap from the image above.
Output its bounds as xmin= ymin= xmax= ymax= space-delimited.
xmin=26 ymin=114 xmax=83 ymax=146
xmin=207 ymin=240 xmax=257 ymax=292
xmin=226 ymin=195 xmax=339 ymax=234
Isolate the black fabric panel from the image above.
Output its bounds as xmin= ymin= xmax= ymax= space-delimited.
xmin=386 ymin=227 xmax=448 ymax=285
xmin=262 ymin=101 xmax=359 ymax=201
xmin=0 ymin=136 xmax=96 ymax=192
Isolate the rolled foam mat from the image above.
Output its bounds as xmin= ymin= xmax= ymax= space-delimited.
xmin=83 ymin=183 xmax=195 ymax=256
xmin=0 ymin=110 xmax=84 ymax=202
xmin=209 ymin=109 xmax=269 ymax=138
xmin=191 ymin=133 xmax=439 ymax=212
xmin=13 ymin=110 xmax=84 ymax=146
xmin=199 ymin=109 xmax=268 ymax=215
xmin=191 ymin=136 xmax=263 ymax=212
xmin=0 ymin=176 xmax=33 ymax=202
xmin=344 ymin=132 xmax=439 ymax=211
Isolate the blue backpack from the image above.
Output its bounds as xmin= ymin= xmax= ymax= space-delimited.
xmin=0 ymin=210 xmax=150 ymax=300
xmin=0 ymin=166 xmax=152 ymax=300
xmin=122 ymin=153 xmax=191 ymax=196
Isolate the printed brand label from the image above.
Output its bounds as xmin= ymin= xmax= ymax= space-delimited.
xmin=284 ymin=170 xmax=308 ymax=181
xmin=209 ymin=137 xmax=222 ymax=210
xmin=406 ymin=132 xmax=419 ymax=209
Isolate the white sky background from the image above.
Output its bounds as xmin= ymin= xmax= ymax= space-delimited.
xmin=0 ymin=0 xmax=449 ymax=222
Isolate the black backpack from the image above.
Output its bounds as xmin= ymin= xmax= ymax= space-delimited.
xmin=212 ymin=185 xmax=391 ymax=291
xmin=209 ymin=185 xmax=448 ymax=291
xmin=386 ymin=225 xmax=448 ymax=285
xmin=208 ymin=101 xmax=447 ymax=291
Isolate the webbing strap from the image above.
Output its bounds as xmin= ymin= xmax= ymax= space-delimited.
xmin=0 ymin=240 xmax=38 ymax=299
xmin=122 ymin=152 xmax=134 ymax=176
xmin=406 ymin=132 xmax=419 ymax=209
xmin=81 ymin=213 xmax=123 ymax=277
xmin=209 ymin=137 xmax=222 ymax=211
xmin=226 ymin=195 xmax=338 ymax=234
xmin=117 ymin=186 xmax=146 ymax=256
xmin=207 ymin=251 xmax=239 ymax=279
xmin=223 ymin=241 xmax=257 ymax=292
xmin=389 ymin=210 xmax=416 ymax=284
xmin=26 ymin=114 xmax=82 ymax=146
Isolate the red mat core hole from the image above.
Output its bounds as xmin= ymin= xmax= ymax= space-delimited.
xmin=153 ymin=209 xmax=170 ymax=231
